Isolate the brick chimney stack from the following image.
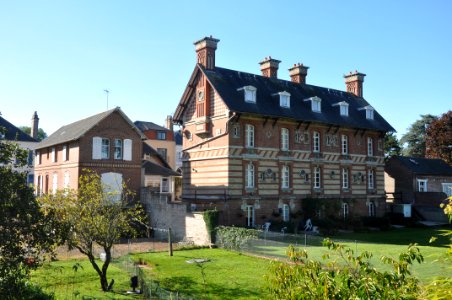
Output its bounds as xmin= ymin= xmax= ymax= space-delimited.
xmin=194 ymin=36 xmax=220 ymax=70
xmin=165 ymin=115 xmax=173 ymax=132
xmin=344 ymin=71 xmax=366 ymax=97
xmin=259 ymin=56 xmax=281 ymax=78
xmin=289 ymin=63 xmax=309 ymax=84
xmin=31 ymin=111 xmax=39 ymax=139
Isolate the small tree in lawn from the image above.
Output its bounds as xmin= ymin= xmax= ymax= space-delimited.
xmin=39 ymin=169 xmax=145 ymax=292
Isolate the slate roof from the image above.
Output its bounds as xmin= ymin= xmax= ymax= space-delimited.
xmin=134 ymin=121 xmax=170 ymax=132
xmin=390 ymin=156 xmax=452 ymax=176
xmin=142 ymin=142 xmax=173 ymax=170
xmin=0 ymin=115 xmax=37 ymax=142
xmin=174 ymin=130 xmax=183 ymax=145
xmin=174 ymin=65 xmax=395 ymax=132
xmin=37 ymin=107 xmax=145 ymax=149
xmin=142 ymin=160 xmax=180 ymax=176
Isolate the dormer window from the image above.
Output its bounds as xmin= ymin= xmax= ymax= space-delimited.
xmin=305 ymin=96 xmax=321 ymax=112
xmin=279 ymin=91 xmax=291 ymax=108
xmin=359 ymin=105 xmax=374 ymax=120
xmin=238 ymin=86 xmax=257 ymax=103
xmin=332 ymin=101 xmax=349 ymax=116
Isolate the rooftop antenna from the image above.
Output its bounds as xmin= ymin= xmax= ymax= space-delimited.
xmin=104 ymin=89 xmax=110 ymax=109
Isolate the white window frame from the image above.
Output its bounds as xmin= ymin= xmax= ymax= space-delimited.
xmin=114 ymin=139 xmax=123 ymax=160
xmin=160 ymin=177 xmax=170 ymax=193
xmin=313 ymin=131 xmax=320 ymax=153
xmin=101 ymin=138 xmax=110 ymax=159
xmin=51 ymin=147 xmax=56 ymax=163
xmin=340 ymin=103 xmax=349 ymax=116
xmin=366 ymin=107 xmax=374 ymax=120
xmin=441 ymin=183 xmax=452 ymax=197
xmin=341 ymin=135 xmax=348 ymax=155
xmin=305 ymin=96 xmax=322 ymax=112
xmin=282 ymin=204 xmax=290 ymax=222
xmin=246 ymin=205 xmax=255 ymax=227
xmin=417 ymin=179 xmax=428 ymax=192
xmin=342 ymin=168 xmax=349 ymax=189
xmin=281 ymin=128 xmax=289 ymax=151
xmin=157 ymin=131 xmax=166 ymax=140
xmin=342 ymin=203 xmax=349 ymax=220
xmin=279 ymin=91 xmax=291 ymax=108
xmin=367 ymin=137 xmax=373 ymax=156
xmin=233 ymin=125 xmax=240 ymax=138
xmin=245 ymin=124 xmax=255 ymax=148
xmin=37 ymin=150 xmax=41 ymax=164
xmin=281 ymin=165 xmax=290 ymax=189
xmin=246 ymin=162 xmax=255 ymax=188
xmin=123 ymin=139 xmax=132 ymax=161
xmin=243 ymin=86 xmax=257 ymax=103
xmin=368 ymin=169 xmax=375 ymax=190
xmin=314 ymin=167 xmax=321 ymax=189
xmin=368 ymin=202 xmax=376 ymax=217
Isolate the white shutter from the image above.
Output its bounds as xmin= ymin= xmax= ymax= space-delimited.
xmin=92 ymin=137 xmax=102 ymax=159
xmin=62 ymin=145 xmax=67 ymax=161
xmin=123 ymin=139 xmax=132 ymax=161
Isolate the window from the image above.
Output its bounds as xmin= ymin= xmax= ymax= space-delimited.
xmin=281 ymin=128 xmax=289 ymax=151
xmin=281 ymin=165 xmax=290 ymax=189
xmin=62 ymin=145 xmax=69 ymax=161
xmin=233 ymin=125 xmax=240 ymax=138
xmin=295 ymin=130 xmax=302 ymax=143
xmin=340 ymin=103 xmax=349 ymax=116
xmin=368 ymin=202 xmax=376 ymax=217
xmin=157 ymin=148 xmax=168 ymax=161
xmin=341 ymin=135 xmax=348 ymax=154
xmin=27 ymin=150 xmax=33 ymax=166
xmin=245 ymin=124 xmax=255 ymax=148
xmin=51 ymin=147 xmax=56 ymax=162
xmin=279 ymin=91 xmax=291 ymax=108
xmin=342 ymin=168 xmax=349 ymax=189
xmin=367 ymin=137 xmax=373 ymax=156
xmin=114 ymin=139 xmax=123 ymax=159
xmin=342 ymin=203 xmax=349 ymax=220
xmin=366 ymin=107 xmax=374 ymax=120
xmin=442 ymin=183 xmax=452 ymax=197
xmin=64 ymin=172 xmax=70 ymax=189
xmin=368 ymin=169 xmax=374 ymax=190
xmin=52 ymin=173 xmax=58 ymax=195
xmin=101 ymin=138 xmax=110 ymax=159
xmin=246 ymin=205 xmax=255 ymax=227
xmin=417 ymin=179 xmax=428 ymax=192
xmin=282 ymin=204 xmax=290 ymax=222
xmin=161 ymin=177 xmax=170 ymax=193
xmin=245 ymin=162 xmax=255 ymax=188
xmin=123 ymin=139 xmax=132 ymax=161
xmin=101 ymin=172 xmax=123 ymax=202
xmin=305 ymin=96 xmax=322 ymax=112
xmin=242 ymin=86 xmax=257 ymax=103
xmin=157 ymin=131 xmax=166 ymax=140
xmin=314 ymin=167 xmax=321 ymax=188
xmin=36 ymin=150 xmax=41 ymax=164
xmin=313 ymin=131 xmax=320 ymax=153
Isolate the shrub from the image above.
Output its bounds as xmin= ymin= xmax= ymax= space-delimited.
xmin=216 ymin=226 xmax=258 ymax=250
xmin=361 ymin=216 xmax=391 ymax=230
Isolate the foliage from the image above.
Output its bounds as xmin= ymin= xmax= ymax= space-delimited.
xmin=0 ymin=127 xmax=57 ymax=298
xmin=384 ymin=131 xmax=402 ymax=159
xmin=216 ymin=226 xmax=258 ymax=250
xmin=267 ymin=239 xmax=423 ymax=300
xmin=18 ymin=126 xmax=47 ymax=141
xmin=38 ymin=169 xmax=145 ymax=292
xmin=203 ymin=209 xmax=220 ymax=244
xmin=425 ymin=110 xmax=452 ymax=164
xmin=400 ymin=114 xmax=437 ymax=157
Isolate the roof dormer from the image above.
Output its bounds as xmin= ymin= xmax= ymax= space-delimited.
xmin=238 ymin=85 xmax=257 ymax=103
xmin=304 ymin=96 xmax=322 ymax=112
xmin=278 ymin=91 xmax=291 ymax=108
xmin=358 ymin=105 xmax=374 ymax=120
xmin=332 ymin=101 xmax=349 ymax=116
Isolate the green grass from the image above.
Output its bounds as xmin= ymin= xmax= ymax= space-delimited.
xmin=132 ymin=248 xmax=272 ymax=300
xmin=31 ymin=259 xmax=142 ymax=299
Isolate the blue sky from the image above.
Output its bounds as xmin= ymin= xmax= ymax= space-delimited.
xmin=1 ymin=1 xmax=451 ymax=138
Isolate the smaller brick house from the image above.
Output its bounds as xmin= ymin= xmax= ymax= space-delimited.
xmin=385 ymin=156 xmax=452 ymax=221
xmin=34 ymin=107 xmax=145 ymax=198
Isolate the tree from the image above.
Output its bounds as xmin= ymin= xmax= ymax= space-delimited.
xmin=400 ymin=114 xmax=437 ymax=157
xmin=425 ymin=110 xmax=452 ymax=164
xmin=18 ymin=126 xmax=47 ymax=141
xmin=0 ymin=127 xmax=56 ymax=298
xmin=39 ymin=170 xmax=145 ymax=292
xmin=384 ymin=132 xmax=402 ymax=159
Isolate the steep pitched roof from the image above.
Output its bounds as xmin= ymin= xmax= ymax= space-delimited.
xmin=0 ymin=115 xmax=37 ymax=142
xmin=134 ymin=121 xmax=170 ymax=132
xmin=142 ymin=160 xmax=180 ymax=176
xmin=37 ymin=107 xmax=145 ymax=149
xmin=389 ymin=156 xmax=452 ymax=176
xmin=174 ymin=65 xmax=395 ymax=132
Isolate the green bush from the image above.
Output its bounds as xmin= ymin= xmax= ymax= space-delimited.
xmin=267 ymin=239 xmax=423 ymax=299
xmin=203 ymin=209 xmax=220 ymax=244
xmin=0 ymin=281 xmax=54 ymax=300
xmin=216 ymin=226 xmax=258 ymax=250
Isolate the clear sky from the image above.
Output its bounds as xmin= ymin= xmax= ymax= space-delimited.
xmin=1 ymin=1 xmax=451 ymax=138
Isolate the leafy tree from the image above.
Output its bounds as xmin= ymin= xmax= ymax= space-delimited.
xmin=425 ymin=110 xmax=452 ymax=164
xmin=18 ymin=126 xmax=47 ymax=141
xmin=267 ymin=239 xmax=423 ymax=300
xmin=39 ymin=169 xmax=145 ymax=292
xmin=384 ymin=131 xmax=402 ymax=159
xmin=0 ymin=127 xmax=56 ymax=299
xmin=400 ymin=114 xmax=437 ymax=157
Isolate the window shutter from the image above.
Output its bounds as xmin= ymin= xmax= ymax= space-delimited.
xmin=123 ymin=139 xmax=132 ymax=161
xmin=92 ymin=137 xmax=102 ymax=159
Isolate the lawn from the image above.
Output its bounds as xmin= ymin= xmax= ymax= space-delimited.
xmin=31 ymin=259 xmax=143 ymax=299
xmin=132 ymin=248 xmax=272 ymax=300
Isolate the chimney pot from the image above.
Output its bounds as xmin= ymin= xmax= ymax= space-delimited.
xmin=289 ymin=63 xmax=309 ymax=84
xmin=259 ymin=56 xmax=281 ymax=78
xmin=194 ymin=36 xmax=220 ymax=70
xmin=344 ymin=71 xmax=366 ymax=97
